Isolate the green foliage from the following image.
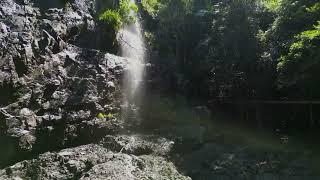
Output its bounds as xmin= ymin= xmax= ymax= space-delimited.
xmin=145 ymin=0 xmax=268 ymax=98
xmin=263 ymin=0 xmax=281 ymax=11
xmin=106 ymin=113 xmax=114 ymax=119
xmin=97 ymin=113 xmax=106 ymax=119
xmin=97 ymin=113 xmax=114 ymax=119
xmin=119 ymin=0 xmax=138 ymax=24
xmin=99 ymin=9 xmax=122 ymax=31
xmin=300 ymin=29 xmax=320 ymax=40
xmin=306 ymin=2 xmax=320 ymax=13
xmin=270 ymin=0 xmax=319 ymax=40
xmin=277 ymin=21 xmax=320 ymax=88
xmin=96 ymin=0 xmax=117 ymax=14
xmin=158 ymin=0 xmax=192 ymax=23
xmin=141 ymin=0 xmax=160 ymax=17
xmin=99 ymin=0 xmax=138 ymax=32
xmin=272 ymin=0 xmax=320 ymax=95
xmin=143 ymin=0 xmax=320 ymax=99
xmin=155 ymin=0 xmax=193 ymax=57
xmin=144 ymin=31 xmax=156 ymax=48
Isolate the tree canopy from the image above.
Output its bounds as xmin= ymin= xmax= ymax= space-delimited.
xmin=140 ymin=0 xmax=320 ymax=100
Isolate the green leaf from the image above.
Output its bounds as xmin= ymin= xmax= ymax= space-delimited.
xmin=300 ymin=29 xmax=320 ymax=40
xmin=106 ymin=113 xmax=114 ymax=119
xmin=306 ymin=2 xmax=320 ymax=13
xmin=97 ymin=113 xmax=106 ymax=119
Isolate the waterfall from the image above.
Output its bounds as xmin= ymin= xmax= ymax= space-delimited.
xmin=118 ymin=0 xmax=145 ymax=120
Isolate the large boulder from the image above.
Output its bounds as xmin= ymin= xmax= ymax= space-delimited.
xmin=0 ymin=144 xmax=191 ymax=180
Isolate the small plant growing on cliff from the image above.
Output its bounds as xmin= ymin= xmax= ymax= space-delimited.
xmin=99 ymin=0 xmax=138 ymax=32
xmin=99 ymin=9 xmax=122 ymax=31
xmin=97 ymin=0 xmax=138 ymax=51
xmin=119 ymin=0 xmax=138 ymax=24
xmin=97 ymin=113 xmax=106 ymax=119
xmin=106 ymin=113 xmax=114 ymax=119
xmin=97 ymin=112 xmax=114 ymax=120
xmin=141 ymin=0 xmax=160 ymax=17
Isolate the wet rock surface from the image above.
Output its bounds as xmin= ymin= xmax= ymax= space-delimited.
xmin=100 ymin=134 xmax=175 ymax=156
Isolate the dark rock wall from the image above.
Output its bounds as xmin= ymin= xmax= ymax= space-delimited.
xmin=0 ymin=0 xmax=127 ymax=167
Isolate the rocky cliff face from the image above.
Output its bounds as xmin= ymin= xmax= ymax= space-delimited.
xmin=0 ymin=1 xmax=191 ymax=179
xmin=0 ymin=0 xmax=129 ymax=167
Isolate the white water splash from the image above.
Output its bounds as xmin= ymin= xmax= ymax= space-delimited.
xmin=119 ymin=0 xmax=145 ymax=110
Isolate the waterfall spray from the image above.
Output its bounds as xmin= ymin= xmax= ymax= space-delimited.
xmin=119 ymin=0 xmax=145 ymax=121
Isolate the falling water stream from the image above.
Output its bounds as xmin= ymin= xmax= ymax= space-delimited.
xmin=118 ymin=0 xmax=145 ymax=122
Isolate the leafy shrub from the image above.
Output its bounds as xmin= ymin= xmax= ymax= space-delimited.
xmin=99 ymin=0 xmax=138 ymax=32
xmin=119 ymin=0 xmax=138 ymax=24
xmin=99 ymin=9 xmax=122 ymax=31
xmin=106 ymin=113 xmax=114 ymax=119
xmin=97 ymin=112 xmax=114 ymax=119
xmin=306 ymin=2 xmax=320 ymax=13
xmin=277 ymin=21 xmax=320 ymax=87
xmin=141 ymin=0 xmax=160 ymax=17
xmin=263 ymin=0 xmax=281 ymax=11
xmin=97 ymin=113 xmax=106 ymax=119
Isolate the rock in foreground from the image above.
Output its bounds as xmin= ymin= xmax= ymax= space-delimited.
xmin=0 ymin=144 xmax=190 ymax=180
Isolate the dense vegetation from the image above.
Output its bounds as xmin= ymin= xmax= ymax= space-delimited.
xmin=97 ymin=0 xmax=138 ymax=49
xmin=140 ymin=0 xmax=320 ymax=101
